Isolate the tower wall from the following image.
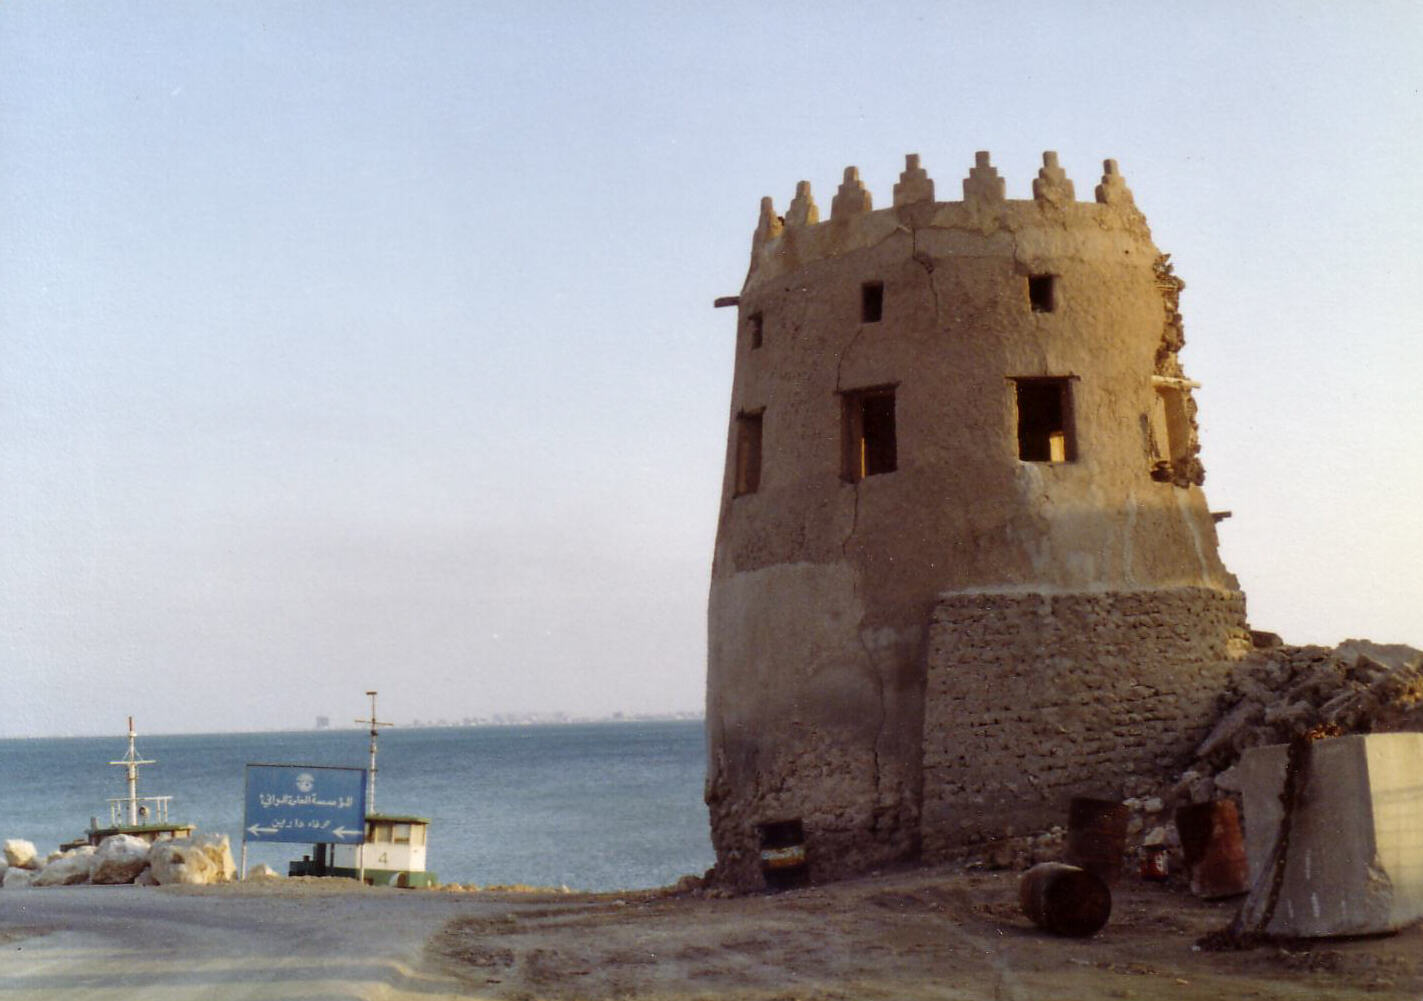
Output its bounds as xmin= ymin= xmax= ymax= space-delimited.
xmin=706 ymin=153 xmax=1247 ymax=889
xmin=921 ymin=587 xmax=1249 ymax=856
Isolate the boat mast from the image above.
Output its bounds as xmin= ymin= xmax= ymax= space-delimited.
xmin=355 ymin=691 xmax=392 ymax=814
xmin=109 ymin=716 xmax=154 ymax=827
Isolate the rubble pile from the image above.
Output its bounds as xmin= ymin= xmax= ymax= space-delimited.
xmin=965 ymin=638 xmax=1422 ymax=877
xmin=1174 ymin=638 xmax=1423 ymax=804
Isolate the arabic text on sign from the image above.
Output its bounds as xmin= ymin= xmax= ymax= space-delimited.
xmin=256 ymin=794 xmax=356 ymax=809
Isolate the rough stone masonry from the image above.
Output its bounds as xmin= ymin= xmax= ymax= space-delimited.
xmin=705 ymin=151 xmax=1253 ymax=890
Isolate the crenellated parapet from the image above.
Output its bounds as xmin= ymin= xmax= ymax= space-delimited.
xmin=751 ymin=196 xmax=783 ymax=254
xmin=830 ymin=166 xmax=873 ymax=219
xmin=1032 ymin=150 xmax=1075 ymax=206
xmin=893 ymin=153 xmax=934 ymax=206
xmin=1095 ymin=158 xmax=1136 ymax=208
xmin=746 ymin=150 xmax=1150 ymax=285
xmin=785 ymin=179 xmax=819 ymax=228
xmin=962 ymin=150 xmax=1006 ymax=206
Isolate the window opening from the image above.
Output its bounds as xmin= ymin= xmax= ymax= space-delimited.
xmin=861 ymin=281 xmax=884 ymax=323
xmin=1149 ymin=384 xmax=1190 ymax=481
xmin=1015 ymin=378 xmax=1074 ymax=462
xmin=734 ymin=411 xmax=763 ymax=496
xmin=748 ymin=311 xmax=764 ymax=349
xmin=842 ymin=387 xmax=897 ymax=481
xmin=1028 ymin=274 xmax=1057 ymax=313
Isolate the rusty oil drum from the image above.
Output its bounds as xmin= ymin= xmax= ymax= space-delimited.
xmin=1063 ymin=797 xmax=1130 ymax=885
xmin=1019 ymin=862 xmax=1112 ymax=937
xmin=1175 ymin=799 xmax=1249 ymax=899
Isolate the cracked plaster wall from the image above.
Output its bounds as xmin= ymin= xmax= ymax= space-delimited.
xmin=707 ymin=154 xmax=1244 ymax=890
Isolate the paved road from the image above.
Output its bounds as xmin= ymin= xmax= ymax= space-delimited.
xmin=0 ymin=885 xmax=499 ymax=1000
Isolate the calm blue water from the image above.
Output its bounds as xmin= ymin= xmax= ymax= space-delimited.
xmin=0 ymin=721 xmax=714 ymax=891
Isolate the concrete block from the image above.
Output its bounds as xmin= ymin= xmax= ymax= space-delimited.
xmin=1238 ymin=733 xmax=1423 ymax=936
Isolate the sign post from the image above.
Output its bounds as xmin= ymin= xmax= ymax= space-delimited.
xmin=242 ymin=764 xmax=367 ymax=878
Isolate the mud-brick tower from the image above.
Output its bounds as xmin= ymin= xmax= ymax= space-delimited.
xmin=706 ymin=151 xmax=1252 ymax=890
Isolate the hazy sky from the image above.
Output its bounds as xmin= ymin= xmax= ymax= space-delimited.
xmin=2 ymin=2 xmax=1419 ymax=737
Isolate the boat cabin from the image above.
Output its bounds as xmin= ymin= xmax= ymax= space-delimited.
xmin=289 ymin=814 xmax=435 ymax=887
xmin=63 ymin=796 xmax=196 ymax=851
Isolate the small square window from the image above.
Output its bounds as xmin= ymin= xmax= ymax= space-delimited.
xmin=1014 ymin=377 xmax=1075 ymax=462
xmin=842 ymin=387 xmax=897 ymax=481
xmin=1028 ymin=274 xmax=1057 ymax=313
xmin=748 ymin=312 xmax=764 ymax=349
xmin=861 ymin=281 xmax=884 ymax=323
xmin=735 ymin=411 xmax=763 ymax=496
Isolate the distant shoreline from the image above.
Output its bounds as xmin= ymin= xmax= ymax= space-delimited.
xmin=1 ymin=715 xmax=706 ymax=742
xmin=344 ymin=711 xmax=705 ymax=730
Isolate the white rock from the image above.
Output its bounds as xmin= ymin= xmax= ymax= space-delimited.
xmin=1142 ymin=825 xmax=1168 ymax=848
xmin=134 ymin=866 xmax=158 ymax=886
xmin=2 ymin=839 xmax=37 ymax=869
xmin=192 ymin=833 xmax=236 ymax=882
xmin=1142 ymin=797 xmax=1164 ymax=814
xmin=1213 ymin=764 xmax=1243 ymax=793
xmin=2 ymin=867 xmax=34 ymax=889
xmin=149 ymin=841 xmax=219 ymax=885
xmin=1176 ymin=769 xmax=1217 ymax=804
xmin=33 ymin=849 xmax=95 ymax=887
xmin=91 ymin=834 xmax=152 ymax=885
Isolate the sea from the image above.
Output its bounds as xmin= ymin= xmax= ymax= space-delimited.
xmin=0 ymin=720 xmax=714 ymax=891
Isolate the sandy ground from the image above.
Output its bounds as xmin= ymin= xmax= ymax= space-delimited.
xmin=2 ymin=866 xmax=1421 ymax=1000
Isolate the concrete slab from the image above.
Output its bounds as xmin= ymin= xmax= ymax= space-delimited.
xmin=1238 ymin=732 xmax=1423 ymax=936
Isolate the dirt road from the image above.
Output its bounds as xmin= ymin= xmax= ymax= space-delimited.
xmin=0 ymin=881 xmax=488 ymax=1000
xmin=3 ymin=866 xmax=1420 ymax=1000
xmin=426 ymin=866 xmax=1422 ymax=1001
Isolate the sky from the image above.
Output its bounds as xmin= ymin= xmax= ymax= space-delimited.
xmin=1 ymin=2 xmax=1419 ymax=738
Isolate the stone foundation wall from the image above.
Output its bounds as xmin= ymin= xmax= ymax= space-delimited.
xmin=921 ymin=587 xmax=1249 ymax=857
xmin=705 ymin=720 xmax=920 ymax=891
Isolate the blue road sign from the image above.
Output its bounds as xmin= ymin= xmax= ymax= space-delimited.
xmin=243 ymin=764 xmax=367 ymax=844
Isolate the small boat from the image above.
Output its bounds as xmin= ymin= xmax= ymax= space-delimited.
xmin=61 ymin=716 xmax=195 ymax=851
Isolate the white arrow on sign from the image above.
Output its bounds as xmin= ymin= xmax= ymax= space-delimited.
xmin=331 ymin=826 xmax=361 ymax=840
xmin=247 ymin=824 xmax=279 ymax=837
